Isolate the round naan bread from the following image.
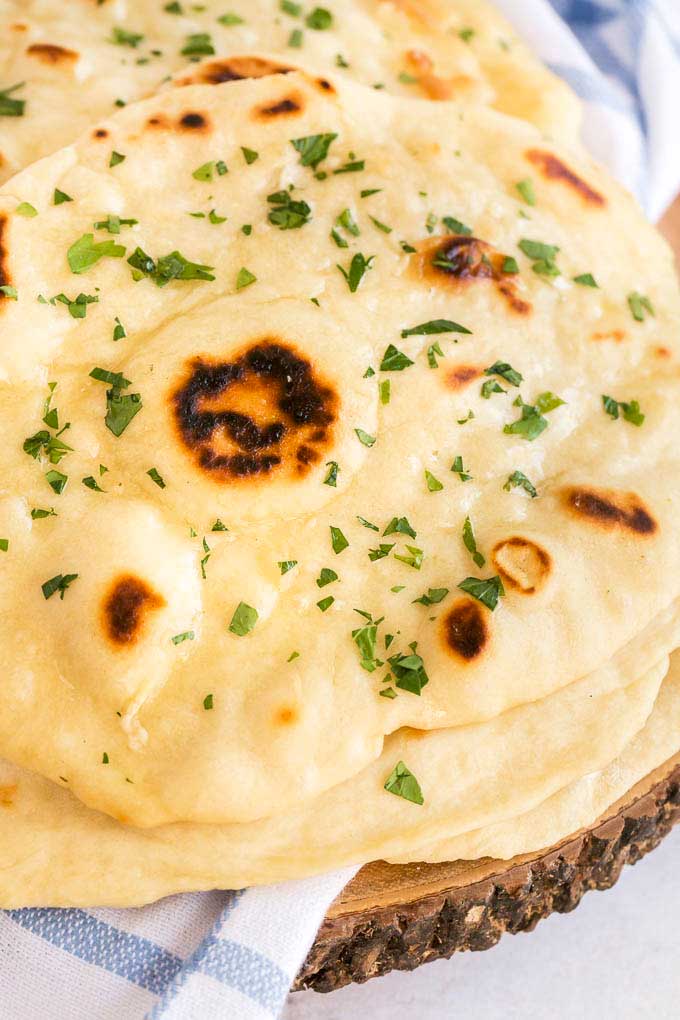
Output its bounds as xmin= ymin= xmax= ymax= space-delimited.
xmin=0 ymin=0 xmax=580 ymax=184
xmin=0 ymin=646 xmax=669 ymax=906
xmin=1 ymin=70 xmax=680 ymax=827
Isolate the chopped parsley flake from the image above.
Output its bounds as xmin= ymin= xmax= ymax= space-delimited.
xmin=355 ymin=428 xmax=376 ymax=447
xmin=484 ymin=360 xmax=523 ymax=387
xmin=337 ymin=252 xmax=374 ymax=292
xmin=316 ymin=567 xmax=338 ymax=587
xmin=451 ymin=455 xmax=472 ymax=481
xmin=317 ymin=595 xmax=334 ymax=612
xmin=128 ymin=247 xmax=215 ymax=286
xmin=42 ymin=573 xmax=78 ymax=600
xmin=628 ymin=291 xmax=654 ymax=322
xmin=290 ymin=133 xmax=337 ymax=170
xmin=504 ymin=392 xmax=564 ymax=441
xmin=573 ymin=273 xmax=599 ymax=288
xmin=181 ymin=32 xmax=215 ymax=56
xmin=515 ymin=179 xmax=536 ymax=206
xmin=602 ymin=395 xmax=645 ymax=426
xmin=147 ymin=467 xmax=166 ymax=488
xmin=228 ymin=601 xmax=258 ymax=636
xmin=384 ymin=516 xmax=416 ymax=539
xmin=0 ymin=82 xmax=26 ymax=118
xmin=458 ymin=574 xmax=505 ymax=610
xmin=203 ymin=693 xmax=214 ymax=710
xmin=462 ymin=516 xmax=485 ymax=568
xmin=413 ymin=587 xmax=449 ymax=606
xmin=393 ymin=545 xmax=423 ymax=570
xmin=368 ymin=543 xmax=394 ymax=562
xmin=306 ymin=7 xmax=332 ymax=29
xmin=109 ymin=151 xmax=126 ymax=167
xmin=380 ymin=344 xmax=413 ymax=372
xmin=324 ymin=461 xmax=339 ymax=486
xmin=330 ymin=526 xmax=349 ymax=554
xmin=267 ymin=189 xmax=311 ymax=229
xmin=241 ymin=146 xmax=259 ymax=164
xmin=67 ymin=233 xmax=125 ymax=274
xmin=427 ymin=341 xmax=444 ymax=369
xmin=401 ymin=318 xmax=471 ymax=338
xmin=384 ymin=761 xmax=424 ymax=805
xmin=53 ymin=189 xmax=73 ymax=206
xmin=110 ymin=27 xmax=144 ymax=48
xmin=236 ymin=266 xmax=256 ymax=290
xmin=389 ymin=647 xmax=429 ymax=695
xmin=16 ymin=202 xmax=37 ymax=217
xmin=82 ymin=475 xmax=104 ymax=492
xmin=171 ymin=631 xmax=195 ymax=645
xmin=278 ymin=560 xmax=298 ymax=574
xmin=442 ymin=215 xmax=472 ymax=236
xmin=518 ymin=238 xmax=560 ymax=277
xmin=504 ymin=470 xmax=538 ymax=497
xmin=425 ymin=470 xmax=443 ymax=492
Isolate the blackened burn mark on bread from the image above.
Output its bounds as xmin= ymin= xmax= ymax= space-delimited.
xmin=564 ymin=487 xmax=657 ymax=535
xmin=526 ymin=149 xmax=606 ymax=207
xmin=173 ymin=341 xmax=338 ymax=481
xmin=255 ymin=95 xmax=303 ymax=119
xmin=26 ymin=43 xmax=78 ymax=64
xmin=442 ymin=600 xmax=489 ymax=661
xmin=103 ymin=575 xmax=166 ymax=646
xmin=179 ymin=111 xmax=209 ymax=131
xmin=177 ymin=56 xmax=294 ymax=85
xmin=415 ymin=235 xmax=532 ymax=316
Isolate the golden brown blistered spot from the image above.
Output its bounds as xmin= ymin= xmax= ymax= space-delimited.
xmin=655 ymin=346 xmax=671 ymax=359
xmin=0 ymin=785 xmax=16 ymax=807
xmin=525 ymin=149 xmax=606 ymax=207
xmin=147 ymin=114 xmax=171 ymax=129
xmin=102 ymin=575 xmax=166 ymax=647
xmin=172 ymin=341 xmax=338 ymax=483
xmin=10 ymin=23 xmax=28 ymax=32
xmin=404 ymin=49 xmax=478 ymax=101
xmin=390 ymin=0 xmax=444 ymax=29
xmin=563 ymin=487 xmax=657 ymax=536
xmin=444 ymin=364 xmax=482 ymax=390
xmin=413 ymin=235 xmax=532 ymax=316
xmin=0 ymin=216 xmax=11 ymax=305
xmin=591 ymin=329 xmax=626 ymax=343
xmin=492 ymin=537 xmax=551 ymax=595
xmin=175 ymin=55 xmax=295 ymax=87
xmin=253 ymin=93 xmax=304 ymax=120
xmin=179 ymin=111 xmax=210 ymax=132
xmin=442 ymin=599 xmax=489 ymax=661
xmin=26 ymin=43 xmax=78 ymax=65
xmin=275 ymin=706 xmax=299 ymax=726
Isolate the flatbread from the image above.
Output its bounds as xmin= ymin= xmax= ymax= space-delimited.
xmin=1 ymin=70 xmax=679 ymax=827
xmin=0 ymin=0 xmax=580 ymax=184
xmin=0 ymin=646 xmax=668 ymax=907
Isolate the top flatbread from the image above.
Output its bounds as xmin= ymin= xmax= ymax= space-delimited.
xmin=0 ymin=0 xmax=580 ymax=183
xmin=0 ymin=68 xmax=678 ymax=827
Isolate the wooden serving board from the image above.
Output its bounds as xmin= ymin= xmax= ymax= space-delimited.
xmin=295 ymin=196 xmax=680 ymax=993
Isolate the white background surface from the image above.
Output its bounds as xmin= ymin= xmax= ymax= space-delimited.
xmin=283 ymin=823 xmax=680 ymax=1019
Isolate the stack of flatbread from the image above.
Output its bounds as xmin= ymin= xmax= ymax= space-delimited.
xmin=0 ymin=0 xmax=679 ymax=907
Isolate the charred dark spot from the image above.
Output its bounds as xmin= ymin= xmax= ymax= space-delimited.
xmin=414 ymin=235 xmax=532 ymax=316
xmin=444 ymin=364 xmax=482 ymax=390
xmin=147 ymin=114 xmax=170 ymax=128
xmin=26 ymin=42 xmax=78 ymax=64
xmin=103 ymin=575 xmax=166 ymax=646
xmin=564 ymin=487 xmax=657 ymax=536
xmin=0 ymin=216 xmax=10 ymax=304
xmin=255 ymin=95 xmax=303 ymax=119
xmin=442 ymin=599 xmax=489 ymax=661
xmin=526 ymin=149 xmax=606 ymax=207
xmin=176 ymin=56 xmax=294 ymax=86
xmin=316 ymin=77 xmax=335 ymax=93
xmin=172 ymin=341 xmax=338 ymax=482
xmin=93 ymin=128 xmax=108 ymax=139
xmin=403 ymin=48 xmax=475 ymax=101
xmin=179 ymin=111 xmax=209 ymax=131
xmin=492 ymin=537 xmax=551 ymax=594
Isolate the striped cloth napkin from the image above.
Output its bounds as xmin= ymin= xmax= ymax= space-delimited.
xmin=3 ymin=3 xmax=679 ymax=1018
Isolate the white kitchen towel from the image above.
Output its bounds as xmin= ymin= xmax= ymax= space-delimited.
xmin=3 ymin=3 xmax=679 ymax=1019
